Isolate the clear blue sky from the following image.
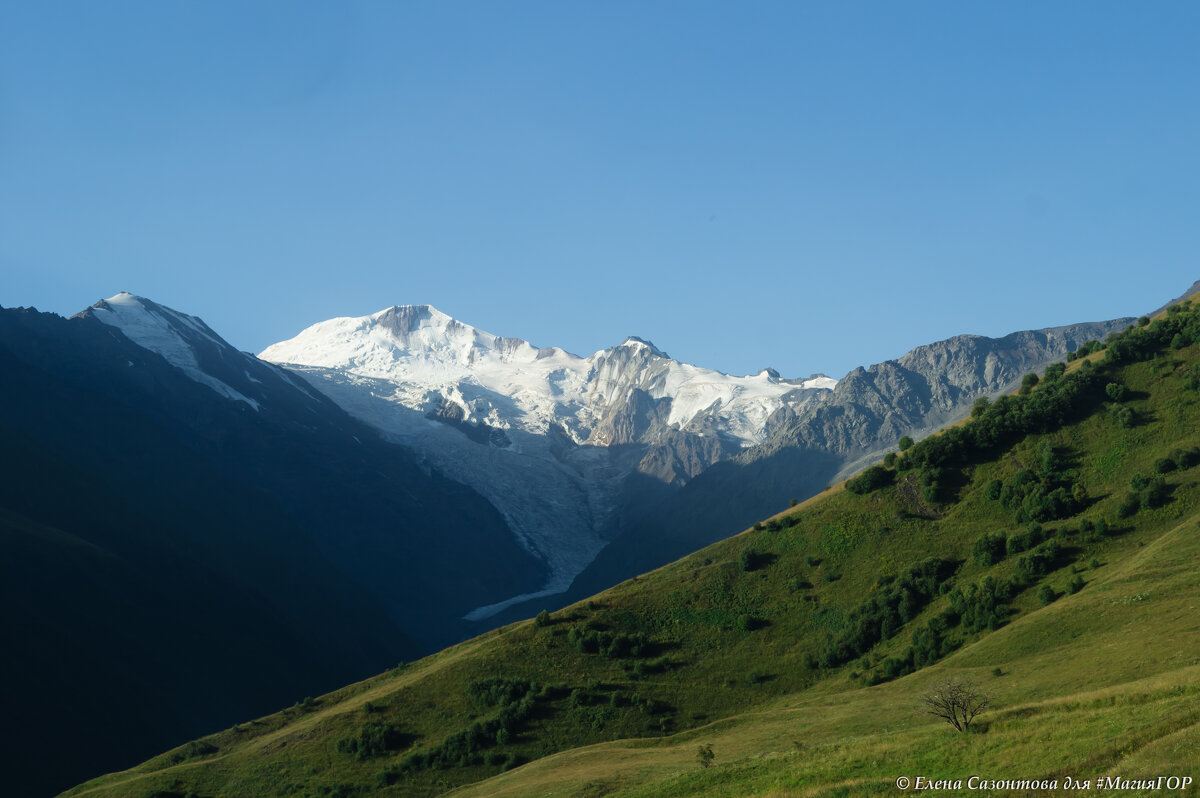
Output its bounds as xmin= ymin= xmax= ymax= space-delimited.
xmin=2 ymin=2 xmax=1198 ymax=378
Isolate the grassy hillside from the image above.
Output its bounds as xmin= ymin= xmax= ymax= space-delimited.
xmin=60 ymin=306 xmax=1200 ymax=798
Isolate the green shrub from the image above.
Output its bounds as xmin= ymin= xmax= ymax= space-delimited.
xmin=740 ymin=547 xmax=769 ymax=572
xmin=336 ymin=722 xmax=409 ymax=760
xmin=1110 ymin=404 xmax=1134 ymax=428
xmin=847 ymin=465 xmax=895 ymax=495
xmin=1105 ymin=382 xmax=1129 ymax=402
xmin=971 ymin=532 xmax=1007 ymax=566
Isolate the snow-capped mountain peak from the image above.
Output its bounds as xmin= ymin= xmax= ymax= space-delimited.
xmin=257 ymin=303 xmax=839 ymax=617
xmin=84 ymin=293 xmax=262 ymax=409
xmin=260 ymin=305 xmax=835 ymax=444
xmin=617 ymin=336 xmax=669 ymax=358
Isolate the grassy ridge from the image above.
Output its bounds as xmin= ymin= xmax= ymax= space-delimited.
xmin=60 ymin=307 xmax=1200 ymax=797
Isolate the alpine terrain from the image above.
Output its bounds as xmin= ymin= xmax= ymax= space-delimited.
xmin=62 ymin=292 xmax=1200 ymax=798
xmin=259 ymin=303 xmax=1134 ymax=621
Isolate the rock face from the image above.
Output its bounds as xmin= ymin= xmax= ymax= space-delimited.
xmin=761 ymin=323 xmax=1136 ymax=475
xmin=260 ymin=305 xmax=835 ymax=618
xmin=261 ymin=303 xmax=1136 ymax=623
xmin=558 ymin=319 xmax=1136 ymax=609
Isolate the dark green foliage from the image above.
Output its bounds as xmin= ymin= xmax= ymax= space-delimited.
xmin=899 ymin=435 xmax=914 ymax=451
xmin=1105 ymin=382 xmax=1129 ymax=402
xmin=948 ymin=576 xmax=1014 ymax=634
xmin=1138 ymin=316 xmax=1150 ymax=327
xmin=1014 ymin=540 xmax=1063 ymax=584
xmin=336 ymin=722 xmax=409 ymax=760
xmin=696 ymin=743 xmax=715 ymax=769
xmin=739 ymin=547 xmax=771 ymax=572
xmin=1043 ymin=363 xmax=1066 ymax=382
xmin=984 ymin=479 xmax=1003 ymax=501
xmin=1154 ymin=457 xmax=1177 ymax=475
xmin=1104 ymin=310 xmax=1200 ymax=365
xmin=818 ymin=558 xmax=950 ymax=668
xmin=1142 ymin=477 xmax=1170 ymax=509
xmin=1173 ymin=447 xmax=1200 ymax=469
xmin=403 ymin=682 xmax=540 ymax=772
xmin=1019 ymin=373 xmax=1040 ymax=394
xmin=971 ymin=396 xmax=991 ymax=417
xmin=1037 ymin=584 xmax=1057 ymax=606
xmin=883 ymin=452 xmax=897 ymax=468
xmin=846 ymin=465 xmax=895 ymax=495
xmin=1110 ymin=405 xmax=1135 ymax=428
xmin=902 ymin=365 xmax=1102 ymax=484
xmin=469 ymin=678 xmax=535 ymax=708
xmin=738 ymin=614 xmax=767 ymax=632
xmin=293 ymin=696 xmax=318 ymax=712
xmin=988 ymin=448 xmax=1083 ymax=524
xmin=1119 ymin=474 xmax=1171 ymax=517
xmin=876 ymin=613 xmax=964 ymax=682
xmin=1068 ymin=575 xmax=1086 ymax=594
xmin=1006 ymin=523 xmax=1045 ymax=556
xmin=534 ymin=609 xmax=551 ymax=628
xmin=568 ymin=626 xmax=655 ymax=659
xmin=971 ymin=532 xmax=1007 ymax=566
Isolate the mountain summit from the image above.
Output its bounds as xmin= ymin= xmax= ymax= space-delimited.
xmin=259 ymin=304 xmax=836 ymax=618
xmin=258 ymin=302 xmax=1133 ymax=622
xmin=260 ymin=303 xmax=835 ymax=445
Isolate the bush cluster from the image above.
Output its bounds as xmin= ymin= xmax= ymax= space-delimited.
xmin=984 ymin=442 xmax=1084 ymax=524
xmin=568 ymin=625 xmax=655 ymax=659
xmin=402 ymin=681 xmax=540 ymax=772
xmin=336 ymin=722 xmax=409 ymax=761
xmin=1117 ymin=474 xmax=1170 ymax=518
xmin=846 ymin=465 xmax=895 ymax=495
xmin=816 ymin=557 xmax=949 ymax=668
xmin=1105 ymin=304 xmax=1200 ymax=365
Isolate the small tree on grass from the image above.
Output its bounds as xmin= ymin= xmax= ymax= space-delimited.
xmin=922 ymin=679 xmax=989 ymax=733
xmin=696 ymin=743 xmax=715 ymax=769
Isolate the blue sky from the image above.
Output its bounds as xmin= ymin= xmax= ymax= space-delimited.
xmin=2 ymin=2 xmax=1198 ymax=378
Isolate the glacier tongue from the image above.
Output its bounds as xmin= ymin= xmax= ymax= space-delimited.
xmin=260 ymin=304 xmax=836 ymax=619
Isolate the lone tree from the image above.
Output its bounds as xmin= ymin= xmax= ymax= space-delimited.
xmin=922 ymin=679 xmax=989 ymax=732
xmin=696 ymin=743 xmax=715 ymax=769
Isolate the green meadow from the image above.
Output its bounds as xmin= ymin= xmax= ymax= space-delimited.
xmin=61 ymin=307 xmax=1200 ymax=797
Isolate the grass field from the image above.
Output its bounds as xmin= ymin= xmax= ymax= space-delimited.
xmin=59 ymin=309 xmax=1200 ymax=797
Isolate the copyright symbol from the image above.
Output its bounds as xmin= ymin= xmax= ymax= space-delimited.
xmin=896 ymin=776 xmax=911 ymax=790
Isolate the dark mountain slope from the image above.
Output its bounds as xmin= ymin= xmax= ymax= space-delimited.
xmin=0 ymin=304 xmax=544 ymax=796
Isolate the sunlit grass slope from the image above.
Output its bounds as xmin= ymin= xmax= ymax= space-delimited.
xmin=62 ymin=306 xmax=1200 ymax=798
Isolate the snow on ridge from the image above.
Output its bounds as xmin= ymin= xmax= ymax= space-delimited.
xmin=91 ymin=293 xmax=260 ymax=410
xmin=260 ymin=304 xmax=837 ymax=443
